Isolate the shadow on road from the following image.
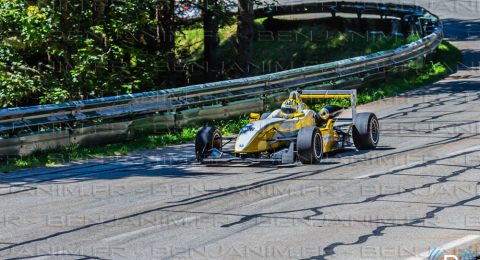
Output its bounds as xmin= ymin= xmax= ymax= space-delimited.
xmin=442 ymin=18 xmax=480 ymax=69
xmin=443 ymin=18 xmax=480 ymax=41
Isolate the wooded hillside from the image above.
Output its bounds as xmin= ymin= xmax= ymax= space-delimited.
xmin=0 ymin=0 xmax=254 ymax=107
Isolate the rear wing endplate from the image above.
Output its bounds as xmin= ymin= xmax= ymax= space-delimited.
xmin=299 ymin=90 xmax=357 ymax=122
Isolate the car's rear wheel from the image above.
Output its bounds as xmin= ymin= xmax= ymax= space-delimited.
xmin=352 ymin=113 xmax=380 ymax=150
xmin=195 ymin=126 xmax=222 ymax=162
xmin=297 ymin=126 xmax=323 ymax=164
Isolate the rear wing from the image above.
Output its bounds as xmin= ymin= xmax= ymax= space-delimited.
xmin=299 ymin=90 xmax=357 ymax=123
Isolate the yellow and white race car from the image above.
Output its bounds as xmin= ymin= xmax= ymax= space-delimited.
xmin=195 ymin=90 xmax=379 ymax=165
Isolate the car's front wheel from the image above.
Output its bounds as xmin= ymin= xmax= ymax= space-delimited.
xmin=297 ymin=126 xmax=323 ymax=164
xmin=352 ymin=113 xmax=380 ymax=150
xmin=195 ymin=126 xmax=222 ymax=162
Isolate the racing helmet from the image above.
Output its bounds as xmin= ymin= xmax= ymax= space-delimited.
xmin=281 ymin=98 xmax=299 ymax=116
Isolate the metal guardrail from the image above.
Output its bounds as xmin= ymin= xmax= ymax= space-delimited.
xmin=0 ymin=1 xmax=443 ymax=156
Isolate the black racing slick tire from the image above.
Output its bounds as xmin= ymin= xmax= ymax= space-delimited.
xmin=352 ymin=113 xmax=380 ymax=150
xmin=195 ymin=126 xmax=222 ymax=162
xmin=297 ymin=126 xmax=323 ymax=164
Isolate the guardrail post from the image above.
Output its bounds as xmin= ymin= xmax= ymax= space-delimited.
xmin=329 ymin=6 xmax=336 ymax=17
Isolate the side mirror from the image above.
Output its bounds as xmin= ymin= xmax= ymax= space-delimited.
xmin=249 ymin=113 xmax=260 ymax=122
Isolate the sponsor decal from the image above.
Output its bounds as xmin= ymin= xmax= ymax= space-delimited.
xmin=239 ymin=124 xmax=255 ymax=135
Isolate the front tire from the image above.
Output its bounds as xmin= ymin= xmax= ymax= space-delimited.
xmin=195 ymin=126 xmax=222 ymax=162
xmin=297 ymin=126 xmax=323 ymax=164
xmin=352 ymin=113 xmax=380 ymax=150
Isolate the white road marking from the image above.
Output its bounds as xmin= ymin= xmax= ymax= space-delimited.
xmin=445 ymin=145 xmax=480 ymax=157
xmin=354 ymin=161 xmax=420 ymax=179
xmin=405 ymin=235 xmax=480 ymax=260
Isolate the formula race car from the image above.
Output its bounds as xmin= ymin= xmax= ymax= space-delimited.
xmin=195 ymin=90 xmax=380 ymax=165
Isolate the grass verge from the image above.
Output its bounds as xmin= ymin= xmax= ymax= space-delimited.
xmin=0 ymin=40 xmax=461 ymax=173
xmin=0 ymin=117 xmax=250 ymax=173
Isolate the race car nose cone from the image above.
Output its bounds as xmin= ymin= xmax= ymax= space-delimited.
xmin=234 ymin=118 xmax=285 ymax=153
xmin=235 ymin=123 xmax=257 ymax=152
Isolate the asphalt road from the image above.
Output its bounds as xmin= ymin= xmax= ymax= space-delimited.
xmin=1 ymin=1 xmax=480 ymax=259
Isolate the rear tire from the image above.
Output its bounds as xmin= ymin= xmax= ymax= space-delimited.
xmin=195 ymin=126 xmax=222 ymax=162
xmin=353 ymin=113 xmax=380 ymax=150
xmin=297 ymin=126 xmax=323 ymax=164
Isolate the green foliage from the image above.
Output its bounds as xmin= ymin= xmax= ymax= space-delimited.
xmin=217 ymin=116 xmax=250 ymax=136
xmin=0 ymin=0 xmax=246 ymax=107
xmin=39 ymin=87 xmax=70 ymax=104
xmin=0 ymin=59 xmax=41 ymax=107
xmin=435 ymin=41 xmax=463 ymax=69
xmin=0 ymin=0 xmax=182 ymax=106
xmin=406 ymin=33 xmax=421 ymax=43
xmin=0 ymin=1 xmax=57 ymax=106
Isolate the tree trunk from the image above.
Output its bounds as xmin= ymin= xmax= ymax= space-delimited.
xmin=94 ymin=0 xmax=109 ymax=46
xmin=94 ymin=0 xmax=107 ymax=23
xmin=203 ymin=0 xmax=219 ymax=82
xmin=53 ymin=0 xmax=77 ymax=97
xmin=156 ymin=0 xmax=176 ymax=87
xmin=236 ymin=0 xmax=254 ymax=77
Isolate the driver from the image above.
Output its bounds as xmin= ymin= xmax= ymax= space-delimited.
xmin=280 ymin=98 xmax=298 ymax=118
xmin=280 ymin=92 xmax=305 ymax=118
